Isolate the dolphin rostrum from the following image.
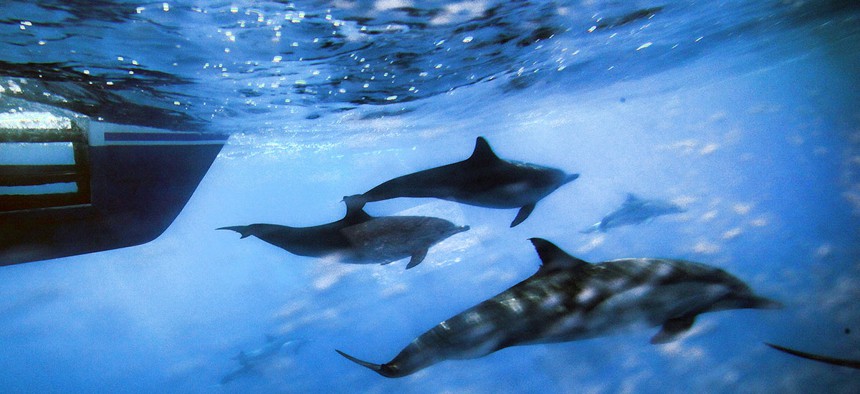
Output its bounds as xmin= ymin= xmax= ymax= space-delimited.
xmin=218 ymin=198 xmax=468 ymax=269
xmin=337 ymin=238 xmax=780 ymax=377
xmin=581 ymin=193 xmax=685 ymax=233
xmin=345 ymin=137 xmax=578 ymax=227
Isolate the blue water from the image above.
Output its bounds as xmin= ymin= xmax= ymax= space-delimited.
xmin=2 ymin=1 xmax=860 ymax=392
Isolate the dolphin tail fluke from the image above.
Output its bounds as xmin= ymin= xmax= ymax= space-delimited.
xmin=511 ymin=203 xmax=536 ymax=227
xmin=336 ymin=349 xmax=388 ymax=376
xmin=218 ymin=226 xmax=252 ymax=239
xmin=765 ymin=343 xmax=860 ymax=369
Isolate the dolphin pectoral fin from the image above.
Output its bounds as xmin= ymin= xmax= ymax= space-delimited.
xmin=406 ymin=249 xmax=428 ymax=269
xmin=650 ymin=315 xmax=697 ymax=344
xmin=511 ymin=203 xmax=536 ymax=227
xmin=218 ymin=226 xmax=252 ymax=239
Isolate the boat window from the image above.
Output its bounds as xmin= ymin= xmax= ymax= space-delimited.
xmin=0 ymin=142 xmax=76 ymax=165
xmin=0 ymin=121 xmax=91 ymax=212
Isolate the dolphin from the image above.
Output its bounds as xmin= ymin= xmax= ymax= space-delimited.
xmin=220 ymin=335 xmax=306 ymax=385
xmin=765 ymin=342 xmax=860 ymax=370
xmin=232 ymin=335 xmax=305 ymax=367
xmin=218 ymin=199 xmax=468 ymax=269
xmin=336 ymin=238 xmax=780 ymax=377
xmin=581 ymin=193 xmax=685 ymax=233
xmin=345 ymin=136 xmax=578 ymax=227
xmin=340 ymin=214 xmax=469 ymax=269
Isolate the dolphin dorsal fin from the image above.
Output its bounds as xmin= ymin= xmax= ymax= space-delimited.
xmin=624 ymin=193 xmax=641 ymax=204
xmin=529 ymin=238 xmax=590 ymax=272
xmin=234 ymin=351 xmax=248 ymax=364
xmin=468 ymin=137 xmax=501 ymax=165
xmin=342 ymin=196 xmax=373 ymax=223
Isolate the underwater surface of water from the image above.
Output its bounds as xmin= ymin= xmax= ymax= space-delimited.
xmin=1 ymin=1 xmax=860 ymax=392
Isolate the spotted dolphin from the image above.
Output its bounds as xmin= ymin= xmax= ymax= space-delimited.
xmin=218 ymin=199 xmax=468 ymax=269
xmin=345 ymin=137 xmax=578 ymax=227
xmin=581 ymin=193 xmax=685 ymax=233
xmin=336 ymin=238 xmax=780 ymax=377
xmin=221 ymin=335 xmax=306 ymax=385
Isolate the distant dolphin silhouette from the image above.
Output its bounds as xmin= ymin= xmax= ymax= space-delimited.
xmin=765 ymin=343 xmax=860 ymax=370
xmin=219 ymin=199 xmax=468 ymax=269
xmin=345 ymin=136 xmax=578 ymax=227
xmin=581 ymin=193 xmax=685 ymax=233
xmin=220 ymin=335 xmax=306 ymax=385
xmin=337 ymin=238 xmax=780 ymax=377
